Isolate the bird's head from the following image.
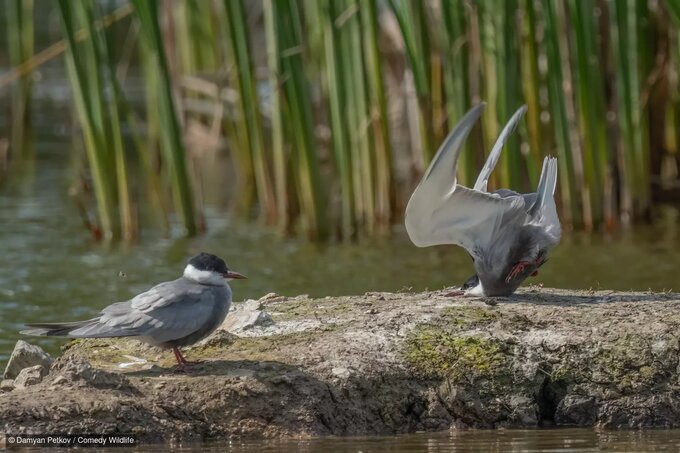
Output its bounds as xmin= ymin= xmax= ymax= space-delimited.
xmin=184 ymin=252 xmax=247 ymax=285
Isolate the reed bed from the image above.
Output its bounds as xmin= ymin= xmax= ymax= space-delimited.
xmin=5 ymin=0 xmax=34 ymax=160
xmin=167 ymin=0 xmax=678 ymax=238
xmin=5 ymin=0 xmax=680 ymax=240
xmin=53 ymin=0 xmax=198 ymax=240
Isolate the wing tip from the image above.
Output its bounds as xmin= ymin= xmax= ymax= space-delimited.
xmin=544 ymin=157 xmax=558 ymax=197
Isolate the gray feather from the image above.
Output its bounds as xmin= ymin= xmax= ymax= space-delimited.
xmin=22 ymin=277 xmax=232 ymax=348
xmin=405 ymin=103 xmax=562 ymax=296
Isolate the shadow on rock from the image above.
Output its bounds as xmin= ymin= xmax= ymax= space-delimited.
xmin=485 ymin=290 xmax=676 ymax=306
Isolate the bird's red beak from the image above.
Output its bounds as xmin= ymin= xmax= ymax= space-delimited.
xmin=224 ymin=270 xmax=247 ymax=280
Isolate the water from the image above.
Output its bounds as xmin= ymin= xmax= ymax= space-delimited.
xmin=228 ymin=429 xmax=680 ymax=452
xmin=94 ymin=429 xmax=680 ymax=452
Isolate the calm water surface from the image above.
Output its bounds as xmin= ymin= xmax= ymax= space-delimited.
xmin=94 ymin=429 xmax=680 ymax=452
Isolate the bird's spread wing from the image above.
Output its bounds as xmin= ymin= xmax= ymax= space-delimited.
xmin=418 ymin=103 xmax=486 ymax=196
xmin=405 ymin=103 xmax=525 ymax=253
xmin=408 ymin=183 xmax=525 ymax=252
xmin=473 ymin=105 xmax=527 ymax=192
xmin=527 ymin=156 xmax=561 ymax=239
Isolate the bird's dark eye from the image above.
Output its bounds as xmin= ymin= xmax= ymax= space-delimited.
xmin=462 ymin=274 xmax=479 ymax=290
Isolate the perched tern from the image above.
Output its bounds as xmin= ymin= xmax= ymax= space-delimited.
xmin=22 ymin=252 xmax=246 ymax=369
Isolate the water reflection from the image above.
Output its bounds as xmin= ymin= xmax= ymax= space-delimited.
xmin=92 ymin=429 xmax=680 ymax=452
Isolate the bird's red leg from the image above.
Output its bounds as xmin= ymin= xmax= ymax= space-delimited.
xmin=444 ymin=290 xmax=465 ymax=297
xmin=511 ymin=255 xmax=547 ymax=280
xmin=173 ymin=347 xmax=188 ymax=367
xmin=506 ymin=261 xmax=531 ymax=283
xmin=172 ymin=347 xmax=203 ymax=370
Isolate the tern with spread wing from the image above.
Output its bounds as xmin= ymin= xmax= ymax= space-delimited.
xmin=21 ymin=252 xmax=246 ymax=369
xmin=405 ymin=103 xmax=561 ymax=296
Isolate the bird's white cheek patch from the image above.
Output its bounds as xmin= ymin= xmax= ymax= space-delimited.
xmin=183 ymin=264 xmax=225 ymax=286
xmin=465 ymin=281 xmax=485 ymax=296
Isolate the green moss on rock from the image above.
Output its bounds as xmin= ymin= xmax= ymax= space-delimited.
xmin=590 ymin=333 xmax=667 ymax=393
xmin=404 ymin=326 xmax=504 ymax=379
xmin=442 ymin=306 xmax=500 ymax=327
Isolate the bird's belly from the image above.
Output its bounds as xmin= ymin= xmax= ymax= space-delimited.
xmin=150 ymin=302 xmax=230 ymax=349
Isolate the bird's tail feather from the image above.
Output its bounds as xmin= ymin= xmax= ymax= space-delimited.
xmin=21 ymin=319 xmax=99 ymax=337
xmin=528 ymin=156 xmax=558 ymax=217
xmin=21 ymin=319 xmax=138 ymax=338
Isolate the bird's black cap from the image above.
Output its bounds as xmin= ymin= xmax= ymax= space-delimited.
xmin=188 ymin=252 xmax=229 ymax=274
xmin=462 ymin=274 xmax=479 ymax=290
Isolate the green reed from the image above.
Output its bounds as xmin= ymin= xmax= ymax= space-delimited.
xmin=6 ymin=0 xmax=34 ymax=159
xmin=13 ymin=0 xmax=680 ymax=240
xmin=55 ymin=0 xmax=199 ymax=240
xmin=58 ymin=0 xmax=122 ymax=240
xmin=223 ymin=0 xmax=277 ymax=223
xmin=265 ymin=0 xmax=329 ymax=240
xmin=132 ymin=0 xmax=197 ymax=236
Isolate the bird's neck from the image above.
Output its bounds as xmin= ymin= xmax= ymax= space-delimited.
xmin=183 ymin=264 xmax=226 ymax=286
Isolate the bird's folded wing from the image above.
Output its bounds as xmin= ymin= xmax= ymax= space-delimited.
xmin=67 ymin=284 xmax=219 ymax=342
xmin=406 ymin=183 xmax=524 ymax=252
xmin=128 ymin=280 xmax=201 ymax=311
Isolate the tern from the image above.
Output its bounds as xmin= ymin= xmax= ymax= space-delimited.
xmin=21 ymin=252 xmax=246 ymax=369
xmin=405 ymin=103 xmax=561 ymax=296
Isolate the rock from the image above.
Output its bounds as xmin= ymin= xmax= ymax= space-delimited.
xmin=3 ymin=340 xmax=54 ymax=380
xmin=0 ymin=288 xmax=680 ymax=443
xmin=0 ymin=379 xmax=15 ymax=392
xmin=555 ymin=395 xmax=597 ymax=426
xmin=220 ymin=300 xmax=274 ymax=333
xmin=242 ymin=299 xmax=264 ymax=311
xmin=507 ymin=395 xmax=539 ymax=425
xmin=259 ymin=292 xmax=287 ymax=303
xmin=14 ymin=365 xmax=46 ymax=389
xmin=51 ymin=375 xmax=68 ymax=386
xmin=331 ymin=367 xmax=350 ymax=379
xmin=52 ymin=356 xmax=131 ymax=390
xmin=195 ymin=329 xmax=238 ymax=348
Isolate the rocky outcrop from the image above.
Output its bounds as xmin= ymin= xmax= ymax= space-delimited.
xmin=1 ymin=288 xmax=680 ymax=443
xmin=3 ymin=340 xmax=53 ymax=380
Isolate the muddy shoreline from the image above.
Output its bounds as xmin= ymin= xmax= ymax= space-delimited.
xmin=2 ymin=287 xmax=680 ymax=443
